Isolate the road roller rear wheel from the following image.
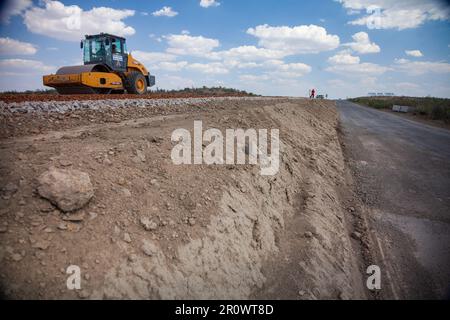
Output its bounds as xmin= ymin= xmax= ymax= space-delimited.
xmin=125 ymin=72 xmax=147 ymax=95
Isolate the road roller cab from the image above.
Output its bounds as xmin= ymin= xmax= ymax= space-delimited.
xmin=43 ymin=33 xmax=156 ymax=95
xmin=82 ymin=34 xmax=128 ymax=72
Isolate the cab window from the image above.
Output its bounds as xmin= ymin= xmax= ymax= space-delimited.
xmin=112 ymin=39 xmax=122 ymax=54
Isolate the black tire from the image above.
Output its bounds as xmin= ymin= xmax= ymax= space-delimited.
xmin=125 ymin=71 xmax=147 ymax=94
xmin=94 ymin=88 xmax=112 ymax=94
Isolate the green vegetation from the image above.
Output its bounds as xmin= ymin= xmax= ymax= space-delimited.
xmin=350 ymin=96 xmax=450 ymax=122
xmin=153 ymin=86 xmax=258 ymax=96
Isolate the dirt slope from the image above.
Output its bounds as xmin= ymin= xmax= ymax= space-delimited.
xmin=0 ymin=97 xmax=366 ymax=299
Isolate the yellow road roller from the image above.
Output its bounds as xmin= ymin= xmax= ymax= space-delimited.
xmin=43 ymin=33 xmax=155 ymax=94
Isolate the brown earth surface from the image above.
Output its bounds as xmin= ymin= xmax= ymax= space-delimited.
xmin=0 ymin=97 xmax=373 ymax=299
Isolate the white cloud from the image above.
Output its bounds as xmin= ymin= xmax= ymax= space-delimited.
xmin=346 ymin=9 xmax=361 ymax=16
xmin=187 ymin=62 xmax=229 ymax=74
xmin=239 ymin=60 xmax=311 ymax=84
xmin=405 ymin=50 xmax=423 ymax=57
xmin=0 ymin=37 xmax=37 ymax=55
xmin=328 ymin=51 xmax=360 ymax=64
xmin=0 ymin=59 xmax=55 ymax=73
xmin=23 ymin=0 xmax=135 ymax=42
xmin=152 ymin=6 xmax=178 ymax=17
xmin=247 ymin=24 xmax=340 ymax=54
xmin=225 ymin=60 xmax=262 ymax=69
xmin=337 ymin=0 xmax=450 ymax=30
xmin=327 ymin=52 xmax=390 ymax=76
xmin=239 ymin=74 xmax=270 ymax=82
xmin=200 ymin=0 xmax=221 ymax=8
xmin=153 ymin=61 xmax=189 ymax=72
xmin=326 ymin=63 xmax=389 ymax=76
xmin=131 ymin=51 xmax=188 ymax=72
xmin=217 ymin=45 xmax=286 ymax=62
xmin=132 ymin=51 xmax=177 ymax=64
xmin=271 ymin=62 xmax=312 ymax=78
xmin=165 ymin=34 xmax=220 ymax=57
xmin=394 ymin=58 xmax=450 ymax=75
xmin=344 ymin=32 xmax=380 ymax=54
xmin=0 ymin=0 xmax=32 ymax=23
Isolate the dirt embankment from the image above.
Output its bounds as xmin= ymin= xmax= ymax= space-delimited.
xmin=0 ymin=97 xmax=367 ymax=299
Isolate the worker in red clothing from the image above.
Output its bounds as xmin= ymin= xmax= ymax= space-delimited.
xmin=310 ymin=88 xmax=316 ymax=99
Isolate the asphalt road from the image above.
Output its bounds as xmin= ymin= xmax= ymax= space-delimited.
xmin=336 ymin=100 xmax=450 ymax=299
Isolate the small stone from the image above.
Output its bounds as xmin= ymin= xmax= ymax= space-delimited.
xmin=348 ymin=206 xmax=355 ymax=213
xmin=188 ymin=218 xmax=196 ymax=226
xmin=88 ymin=212 xmax=98 ymax=220
xmin=58 ymin=159 xmax=72 ymax=167
xmin=135 ymin=149 xmax=146 ymax=162
xmin=62 ymin=212 xmax=85 ymax=222
xmin=128 ymin=254 xmax=138 ymax=263
xmin=117 ymin=177 xmax=126 ymax=186
xmin=351 ymin=231 xmax=362 ymax=240
xmin=33 ymin=240 xmax=51 ymax=250
xmin=121 ymin=188 xmax=132 ymax=197
xmin=0 ymin=225 xmax=7 ymax=233
xmin=123 ymin=233 xmax=132 ymax=243
xmin=298 ymin=290 xmax=306 ymax=297
xmin=140 ymin=217 xmax=157 ymax=231
xmin=37 ymin=167 xmax=94 ymax=212
xmin=304 ymin=231 xmax=313 ymax=238
xmin=141 ymin=240 xmax=157 ymax=256
xmin=11 ymin=253 xmax=23 ymax=261
xmin=312 ymin=287 xmax=321 ymax=298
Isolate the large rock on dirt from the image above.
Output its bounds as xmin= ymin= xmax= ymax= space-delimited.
xmin=37 ymin=167 xmax=94 ymax=212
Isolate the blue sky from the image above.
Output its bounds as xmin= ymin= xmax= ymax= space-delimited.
xmin=0 ymin=0 xmax=449 ymax=98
